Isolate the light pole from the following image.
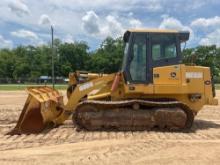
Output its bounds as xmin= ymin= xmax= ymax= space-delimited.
xmin=51 ymin=25 xmax=55 ymax=89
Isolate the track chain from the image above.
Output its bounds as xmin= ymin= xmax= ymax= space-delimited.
xmin=73 ymin=99 xmax=195 ymax=131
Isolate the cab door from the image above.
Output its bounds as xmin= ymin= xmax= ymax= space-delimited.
xmin=123 ymin=33 xmax=151 ymax=84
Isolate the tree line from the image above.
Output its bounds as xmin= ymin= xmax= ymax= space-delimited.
xmin=0 ymin=37 xmax=219 ymax=83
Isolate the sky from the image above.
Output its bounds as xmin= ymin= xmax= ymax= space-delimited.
xmin=0 ymin=0 xmax=220 ymax=50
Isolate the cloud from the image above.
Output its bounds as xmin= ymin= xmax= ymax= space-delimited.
xmin=199 ymin=29 xmax=220 ymax=47
xmin=190 ymin=16 xmax=220 ymax=47
xmin=82 ymin=11 xmax=100 ymax=35
xmin=191 ymin=16 xmax=220 ymax=27
xmin=0 ymin=35 xmax=13 ymax=49
xmin=11 ymin=29 xmax=46 ymax=46
xmin=8 ymin=0 xmax=30 ymax=17
xmin=11 ymin=29 xmax=39 ymax=40
xmin=159 ymin=17 xmax=188 ymax=31
xmin=129 ymin=19 xmax=142 ymax=28
xmin=82 ymin=11 xmax=124 ymax=38
xmin=47 ymin=0 xmax=163 ymax=12
xmin=159 ymin=17 xmax=194 ymax=39
xmin=63 ymin=34 xmax=74 ymax=44
xmin=39 ymin=14 xmax=52 ymax=26
xmin=103 ymin=15 xmax=124 ymax=37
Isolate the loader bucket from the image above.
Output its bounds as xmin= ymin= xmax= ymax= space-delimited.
xmin=8 ymin=86 xmax=64 ymax=135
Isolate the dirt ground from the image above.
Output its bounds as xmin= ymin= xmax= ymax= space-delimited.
xmin=0 ymin=91 xmax=220 ymax=165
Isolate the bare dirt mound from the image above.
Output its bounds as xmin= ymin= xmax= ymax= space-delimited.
xmin=0 ymin=90 xmax=219 ymax=164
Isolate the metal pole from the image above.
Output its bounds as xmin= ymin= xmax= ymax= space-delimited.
xmin=51 ymin=26 xmax=55 ymax=89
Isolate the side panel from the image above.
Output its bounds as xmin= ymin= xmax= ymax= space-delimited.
xmin=152 ymin=64 xmax=217 ymax=111
xmin=153 ymin=64 xmax=206 ymax=94
xmin=153 ymin=64 xmax=188 ymax=93
xmin=153 ymin=64 xmax=183 ymax=85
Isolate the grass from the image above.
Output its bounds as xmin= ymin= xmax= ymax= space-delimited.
xmin=0 ymin=84 xmax=68 ymax=91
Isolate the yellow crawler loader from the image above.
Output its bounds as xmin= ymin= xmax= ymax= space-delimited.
xmin=9 ymin=29 xmax=218 ymax=135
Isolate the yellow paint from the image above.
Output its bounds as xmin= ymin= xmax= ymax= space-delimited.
xmin=20 ymin=66 xmax=218 ymax=125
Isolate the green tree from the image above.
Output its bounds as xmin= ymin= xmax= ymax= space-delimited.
xmin=0 ymin=49 xmax=16 ymax=80
xmin=57 ymin=41 xmax=89 ymax=76
xmin=89 ymin=37 xmax=124 ymax=73
xmin=182 ymin=45 xmax=220 ymax=79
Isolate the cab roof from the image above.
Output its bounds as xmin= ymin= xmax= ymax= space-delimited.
xmin=123 ymin=29 xmax=190 ymax=42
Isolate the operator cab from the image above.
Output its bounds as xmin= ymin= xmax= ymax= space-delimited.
xmin=122 ymin=29 xmax=189 ymax=84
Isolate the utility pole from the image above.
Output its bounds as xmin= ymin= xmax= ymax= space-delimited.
xmin=51 ymin=26 xmax=55 ymax=89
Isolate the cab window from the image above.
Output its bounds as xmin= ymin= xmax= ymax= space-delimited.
xmin=152 ymin=34 xmax=177 ymax=61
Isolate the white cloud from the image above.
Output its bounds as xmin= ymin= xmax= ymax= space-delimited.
xmin=191 ymin=16 xmax=220 ymax=27
xmin=63 ymin=34 xmax=74 ymax=44
xmin=0 ymin=35 xmax=13 ymax=49
xmin=199 ymin=29 xmax=220 ymax=47
xmin=39 ymin=14 xmax=52 ymax=26
xmin=11 ymin=29 xmax=38 ymax=40
xmin=47 ymin=0 xmax=163 ymax=12
xmin=46 ymin=0 xmax=219 ymax=14
xmin=11 ymin=29 xmax=46 ymax=46
xmin=103 ymin=15 xmax=124 ymax=37
xmin=8 ymin=0 xmax=30 ymax=17
xmin=82 ymin=11 xmax=125 ymax=38
xmin=159 ymin=17 xmax=194 ymax=39
xmin=129 ymin=19 xmax=142 ymax=28
xmin=190 ymin=16 xmax=220 ymax=47
xmin=160 ymin=17 xmax=187 ymax=30
xmin=82 ymin=11 xmax=100 ymax=35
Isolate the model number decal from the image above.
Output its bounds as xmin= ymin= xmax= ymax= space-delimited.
xmin=79 ymin=82 xmax=93 ymax=91
xmin=186 ymin=72 xmax=203 ymax=79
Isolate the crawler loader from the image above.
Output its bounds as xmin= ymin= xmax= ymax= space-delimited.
xmin=9 ymin=29 xmax=218 ymax=135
